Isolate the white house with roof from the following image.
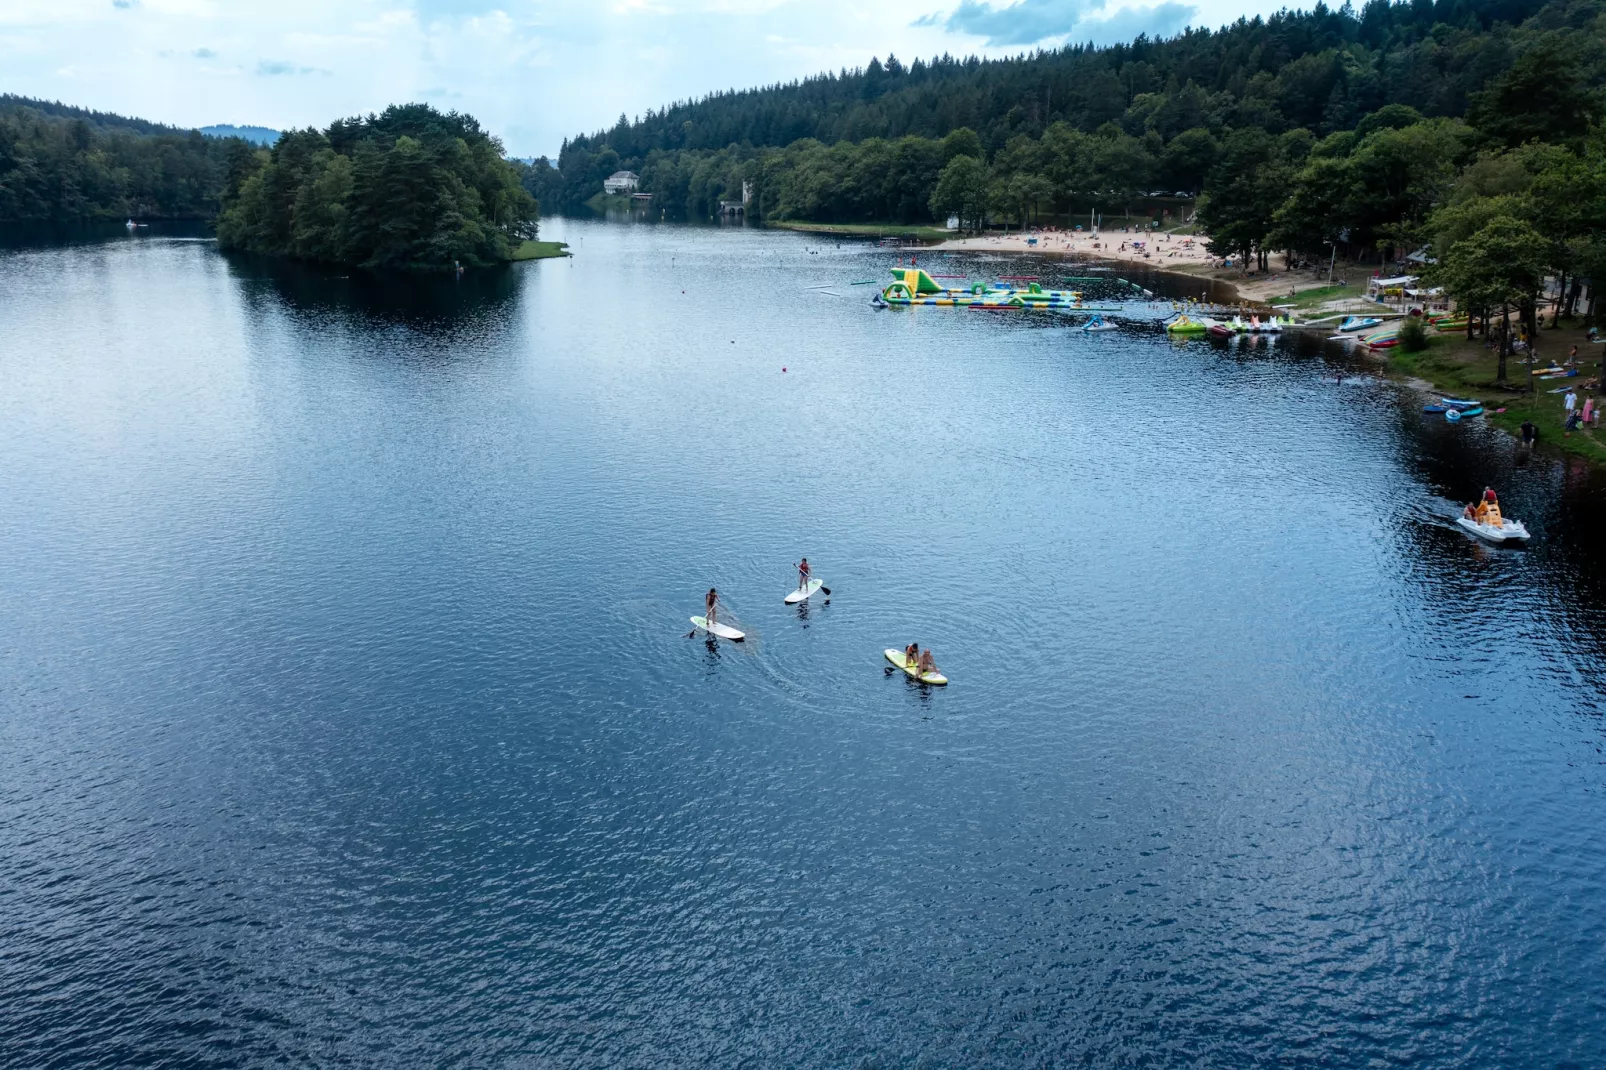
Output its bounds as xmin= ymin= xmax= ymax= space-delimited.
xmin=603 ymin=170 xmax=639 ymax=195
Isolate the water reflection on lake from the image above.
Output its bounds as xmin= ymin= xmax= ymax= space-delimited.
xmin=1 ymin=217 xmax=1604 ymax=1068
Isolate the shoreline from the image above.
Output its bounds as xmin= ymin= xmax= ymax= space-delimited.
xmin=927 ymin=230 xmax=1377 ymax=310
xmin=925 ymin=231 xmax=1606 ymax=471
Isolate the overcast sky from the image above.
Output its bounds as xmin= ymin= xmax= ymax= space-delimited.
xmin=2 ymin=0 xmax=1297 ymax=157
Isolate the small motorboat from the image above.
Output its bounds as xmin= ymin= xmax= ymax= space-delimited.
xmin=1456 ymin=515 xmax=1531 ymax=543
xmin=1339 ymin=316 xmax=1382 ymax=332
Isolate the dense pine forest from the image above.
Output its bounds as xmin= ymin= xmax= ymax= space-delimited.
xmin=531 ymin=0 xmax=1600 ymax=236
xmin=0 ymin=94 xmax=244 ymax=221
xmin=215 ymin=104 xmax=538 ymax=270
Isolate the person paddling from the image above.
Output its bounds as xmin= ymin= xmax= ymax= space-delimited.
xmin=797 ymin=558 xmax=811 ymax=591
xmin=706 ymin=587 xmax=720 ymax=627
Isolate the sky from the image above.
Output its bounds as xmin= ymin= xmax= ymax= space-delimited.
xmin=1 ymin=0 xmax=1298 ymax=157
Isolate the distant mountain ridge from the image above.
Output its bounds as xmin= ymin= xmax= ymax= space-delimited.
xmin=0 ymin=97 xmax=280 ymax=147
xmin=200 ymin=124 xmax=280 ymax=146
xmin=0 ymin=94 xmax=193 ymax=137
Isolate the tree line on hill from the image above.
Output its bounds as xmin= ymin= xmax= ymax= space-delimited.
xmin=0 ymin=95 xmax=240 ymax=221
xmin=215 ymin=104 xmax=538 ymax=270
xmin=525 ymin=0 xmax=1606 ymax=348
xmin=533 ymin=0 xmax=1565 ymax=221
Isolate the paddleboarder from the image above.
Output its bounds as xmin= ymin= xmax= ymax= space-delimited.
xmin=797 ymin=558 xmax=811 ymax=591
xmin=706 ymin=587 xmax=719 ymax=627
xmin=918 ymin=648 xmax=939 ymax=678
xmin=904 ymin=642 xmax=919 ymax=669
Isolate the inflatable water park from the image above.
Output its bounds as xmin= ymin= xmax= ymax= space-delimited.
xmin=872 ymin=268 xmax=1120 ymax=311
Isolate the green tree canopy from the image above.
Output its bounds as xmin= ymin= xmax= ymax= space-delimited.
xmin=216 ymin=103 xmax=536 ymax=270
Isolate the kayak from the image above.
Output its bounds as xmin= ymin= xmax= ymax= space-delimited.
xmin=1442 ymin=397 xmax=1481 ymax=409
xmin=1423 ymin=404 xmax=1448 ymax=413
xmin=1456 ymin=516 xmax=1531 ymax=543
xmin=883 ymin=648 xmax=948 ymax=686
xmin=1339 ymin=316 xmax=1382 ymax=332
xmin=1454 ymin=404 xmax=1484 ymax=417
xmin=690 ymin=615 xmax=745 ymax=640
xmin=784 ymin=578 xmax=824 ymax=604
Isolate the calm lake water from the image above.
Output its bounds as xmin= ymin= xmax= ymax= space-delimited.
xmin=3 ymin=217 xmax=1606 ymax=1068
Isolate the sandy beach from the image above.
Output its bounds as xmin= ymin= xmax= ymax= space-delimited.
xmin=929 ymin=228 xmax=1334 ymax=306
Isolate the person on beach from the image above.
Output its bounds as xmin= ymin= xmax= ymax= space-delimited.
xmin=796 ymin=557 xmax=811 ymax=591
xmin=706 ymin=587 xmax=720 ymax=626
xmin=1567 ymin=410 xmax=1583 ymax=435
xmin=1584 ymin=397 xmax=1595 ymax=425
xmin=1564 ymin=390 xmax=1578 ymax=421
xmin=1521 ymin=419 xmax=1538 ymax=447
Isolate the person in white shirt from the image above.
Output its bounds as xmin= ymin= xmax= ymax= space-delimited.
xmin=1564 ymin=390 xmax=1578 ymax=421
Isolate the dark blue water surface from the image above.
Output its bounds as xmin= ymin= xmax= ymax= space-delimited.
xmin=4 ymin=219 xmax=1606 ymax=1068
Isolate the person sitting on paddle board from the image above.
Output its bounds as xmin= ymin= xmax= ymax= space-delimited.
xmin=706 ymin=587 xmax=719 ymax=626
xmin=918 ymin=649 xmax=939 ymax=677
xmin=797 ymin=558 xmax=811 ymax=591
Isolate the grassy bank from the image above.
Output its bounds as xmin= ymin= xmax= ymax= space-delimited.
xmin=766 ymin=221 xmax=953 ymax=240
xmin=511 ymin=240 xmax=569 ymax=261
xmin=1385 ymin=325 xmax=1606 ymax=466
xmin=1276 ymin=280 xmax=1370 ymax=311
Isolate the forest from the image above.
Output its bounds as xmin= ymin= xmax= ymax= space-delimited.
xmin=0 ymin=94 xmax=243 ymax=221
xmin=533 ymin=0 xmax=1601 ymax=240
xmin=524 ymin=0 xmax=1606 ymax=334
xmin=215 ymin=104 xmax=538 ymax=270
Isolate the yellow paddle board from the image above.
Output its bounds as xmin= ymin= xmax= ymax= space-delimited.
xmin=883 ymin=648 xmax=947 ymax=685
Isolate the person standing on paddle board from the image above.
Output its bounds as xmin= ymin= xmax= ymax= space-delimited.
xmin=796 ymin=558 xmax=811 ymax=591
xmin=706 ymin=587 xmax=719 ymax=627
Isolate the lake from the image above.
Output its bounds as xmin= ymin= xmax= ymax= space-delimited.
xmin=3 ymin=217 xmax=1604 ymax=1067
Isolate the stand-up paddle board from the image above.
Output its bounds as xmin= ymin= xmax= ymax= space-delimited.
xmin=691 ymin=616 xmax=745 ymax=640
xmin=785 ymin=579 xmax=824 ymax=604
xmin=883 ymin=648 xmax=948 ymax=686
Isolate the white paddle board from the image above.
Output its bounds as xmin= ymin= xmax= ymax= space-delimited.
xmin=691 ymin=616 xmax=745 ymax=640
xmin=883 ymin=648 xmax=948 ymax=686
xmin=785 ymin=578 xmax=824 ymax=604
